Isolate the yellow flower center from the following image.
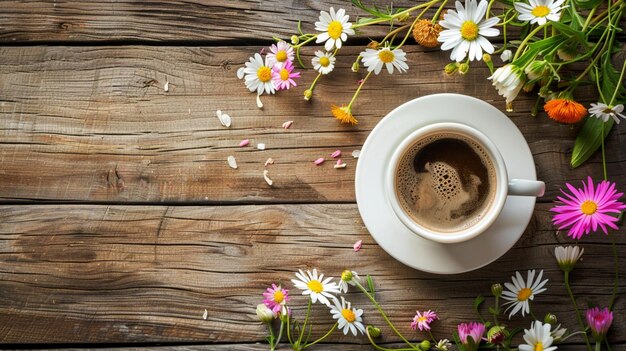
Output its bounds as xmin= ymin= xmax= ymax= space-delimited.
xmin=580 ymin=200 xmax=598 ymax=215
xmin=327 ymin=21 xmax=343 ymax=40
xmin=276 ymin=50 xmax=288 ymax=62
xmin=378 ymin=49 xmax=395 ymax=63
xmin=307 ymin=280 xmax=323 ymax=293
xmin=531 ymin=5 xmax=551 ymax=17
xmin=319 ymin=56 xmax=331 ymax=67
xmin=279 ymin=68 xmax=290 ymax=81
xmin=460 ymin=21 xmax=479 ymax=41
xmin=341 ymin=270 xmax=353 ymax=282
xmin=273 ymin=290 xmax=285 ymax=303
xmin=341 ymin=308 xmax=356 ymax=323
xmin=534 ymin=342 xmax=544 ymax=351
xmin=257 ymin=66 xmax=272 ymax=82
xmin=517 ymin=287 xmax=532 ymax=301
xmin=417 ymin=316 xmax=428 ymax=323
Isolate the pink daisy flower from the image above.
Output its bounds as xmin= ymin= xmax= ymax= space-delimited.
xmin=262 ymin=283 xmax=289 ymax=315
xmin=267 ymin=41 xmax=295 ymax=68
xmin=272 ymin=60 xmax=300 ymax=91
xmin=551 ymin=177 xmax=626 ymax=239
xmin=410 ymin=310 xmax=438 ymax=331
xmin=586 ymin=307 xmax=613 ymax=342
xmin=458 ymin=322 xmax=485 ymax=351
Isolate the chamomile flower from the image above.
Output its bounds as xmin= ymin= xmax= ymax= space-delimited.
xmin=339 ymin=270 xmax=360 ymax=293
xmin=330 ymin=296 xmax=366 ymax=336
xmin=438 ymin=0 xmax=500 ymax=62
xmin=315 ymin=7 xmax=355 ymax=51
xmin=272 ymin=60 xmax=300 ymax=90
xmin=501 ymin=270 xmax=548 ymax=318
xmin=237 ymin=53 xmax=276 ymax=95
xmin=291 ymin=269 xmax=340 ymax=306
xmin=589 ymin=102 xmax=626 ymax=124
xmin=488 ymin=64 xmax=525 ymax=106
xmin=360 ymin=46 xmax=409 ymax=75
xmin=262 ymin=283 xmax=289 ymax=315
xmin=515 ymin=0 xmax=567 ymax=26
xmin=267 ymin=41 xmax=294 ymax=68
xmin=519 ymin=321 xmax=558 ymax=351
xmin=554 ymin=245 xmax=584 ymax=272
xmin=411 ymin=310 xmax=438 ymax=331
xmin=312 ymin=51 xmax=336 ymax=75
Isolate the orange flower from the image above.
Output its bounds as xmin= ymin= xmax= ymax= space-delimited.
xmin=544 ymin=98 xmax=587 ymax=124
xmin=412 ymin=19 xmax=442 ymax=48
xmin=331 ymin=104 xmax=358 ymax=125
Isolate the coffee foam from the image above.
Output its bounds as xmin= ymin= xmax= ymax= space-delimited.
xmin=395 ymin=132 xmax=497 ymax=233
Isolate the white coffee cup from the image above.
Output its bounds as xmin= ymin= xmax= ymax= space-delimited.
xmin=386 ymin=122 xmax=544 ymax=244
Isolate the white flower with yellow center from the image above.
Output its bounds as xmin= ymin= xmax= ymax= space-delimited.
xmin=555 ymin=245 xmax=584 ymax=272
xmin=488 ymin=64 xmax=525 ymax=105
xmin=237 ymin=53 xmax=276 ymax=95
xmin=315 ymin=7 xmax=355 ymax=51
xmin=438 ymin=0 xmax=500 ymax=62
xmin=514 ymin=0 xmax=567 ymax=26
xmin=501 ymin=270 xmax=548 ymax=318
xmin=338 ymin=270 xmax=360 ymax=293
xmin=589 ymin=102 xmax=626 ymax=124
xmin=360 ymin=46 xmax=409 ymax=75
xmin=267 ymin=41 xmax=295 ymax=68
xmin=312 ymin=51 xmax=336 ymax=75
xmin=291 ymin=269 xmax=340 ymax=306
xmin=330 ymin=297 xmax=365 ymax=336
xmin=519 ymin=321 xmax=558 ymax=351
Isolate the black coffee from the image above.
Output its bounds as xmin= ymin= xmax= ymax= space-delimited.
xmin=395 ymin=132 xmax=497 ymax=233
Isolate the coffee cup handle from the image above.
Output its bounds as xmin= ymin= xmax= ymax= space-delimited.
xmin=508 ymin=179 xmax=545 ymax=197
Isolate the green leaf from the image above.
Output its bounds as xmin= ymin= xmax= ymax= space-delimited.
xmin=366 ymin=275 xmax=376 ymax=298
xmin=574 ymin=0 xmax=602 ymax=9
xmin=571 ymin=117 xmax=614 ymax=168
xmin=550 ymin=22 xmax=587 ymax=44
xmin=473 ymin=295 xmax=485 ymax=312
xmin=488 ymin=307 xmax=500 ymax=315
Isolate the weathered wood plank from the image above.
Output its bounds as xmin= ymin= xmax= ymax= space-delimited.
xmin=16 ymin=344 xmax=614 ymax=350
xmin=1 ymin=46 xmax=624 ymax=203
xmin=0 ymin=204 xmax=624 ymax=344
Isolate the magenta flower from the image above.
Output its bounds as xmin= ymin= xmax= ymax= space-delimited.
xmin=551 ymin=177 xmax=626 ymax=239
xmin=411 ymin=310 xmax=438 ymax=331
xmin=262 ymin=283 xmax=289 ymax=315
xmin=272 ymin=60 xmax=300 ymax=90
xmin=458 ymin=322 xmax=485 ymax=351
xmin=586 ymin=307 xmax=614 ymax=342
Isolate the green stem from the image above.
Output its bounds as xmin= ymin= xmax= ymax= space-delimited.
xmin=355 ymin=281 xmax=419 ymax=350
xmin=275 ymin=318 xmax=285 ymax=350
xmin=287 ymin=313 xmax=293 ymax=344
xmin=565 ymin=271 xmax=593 ymax=351
xmin=609 ymin=236 xmax=619 ymax=310
xmin=596 ymin=341 xmax=601 ymax=351
xmin=298 ymin=299 xmax=312 ymax=346
xmin=267 ymin=322 xmax=276 ymax=351
xmin=493 ymin=295 xmax=500 ymax=326
xmin=605 ymin=338 xmax=613 ymax=351
xmin=512 ymin=23 xmax=550 ymax=61
xmin=432 ymin=0 xmax=448 ymax=22
xmin=347 ymin=71 xmax=373 ymax=109
xmin=366 ymin=329 xmax=418 ymax=351
xmin=601 ymin=122 xmax=607 ymax=181
xmin=582 ymin=5 xmax=598 ymax=31
xmin=302 ymin=322 xmax=338 ymax=349
xmin=293 ymin=35 xmax=318 ymax=49
xmin=609 ymin=60 xmax=626 ymax=106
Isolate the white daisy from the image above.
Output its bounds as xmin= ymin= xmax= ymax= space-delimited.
xmin=291 ymin=269 xmax=340 ymax=306
xmin=500 ymin=49 xmax=513 ymax=62
xmin=515 ymin=0 xmax=567 ymax=26
xmin=550 ymin=324 xmax=567 ymax=342
xmin=237 ymin=53 xmax=276 ymax=95
xmin=519 ymin=321 xmax=558 ymax=351
xmin=315 ymin=7 xmax=355 ymax=51
xmin=589 ymin=102 xmax=626 ymax=124
xmin=329 ymin=296 xmax=366 ymax=336
xmin=489 ymin=64 xmax=525 ymax=105
xmin=501 ymin=270 xmax=548 ymax=318
xmin=312 ymin=50 xmax=336 ymax=75
xmin=555 ymin=245 xmax=584 ymax=272
xmin=360 ymin=46 xmax=409 ymax=74
xmin=338 ymin=270 xmax=360 ymax=293
xmin=438 ymin=0 xmax=500 ymax=62
xmin=435 ymin=339 xmax=452 ymax=350
xmin=267 ymin=41 xmax=295 ymax=68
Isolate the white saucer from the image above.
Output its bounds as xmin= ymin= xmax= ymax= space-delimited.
xmin=355 ymin=94 xmax=537 ymax=274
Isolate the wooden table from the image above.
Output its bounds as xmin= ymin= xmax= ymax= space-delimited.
xmin=0 ymin=1 xmax=624 ymax=349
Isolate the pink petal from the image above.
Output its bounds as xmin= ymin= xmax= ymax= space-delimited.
xmin=331 ymin=150 xmax=342 ymax=158
xmin=314 ymin=158 xmax=325 ymax=165
xmin=240 ymin=139 xmax=250 ymax=147
xmin=282 ymin=120 xmax=294 ymax=129
xmin=353 ymin=240 xmax=363 ymax=252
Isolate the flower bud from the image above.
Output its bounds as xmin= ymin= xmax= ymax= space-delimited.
xmin=444 ymin=62 xmax=458 ymax=75
xmin=487 ymin=326 xmax=506 ymax=344
xmin=256 ymin=303 xmax=275 ymax=323
xmin=482 ymin=53 xmax=492 ymax=63
xmin=523 ymin=81 xmax=535 ymax=93
xmin=304 ymin=89 xmax=313 ymax=101
xmin=290 ymin=35 xmax=299 ymax=45
xmin=544 ymin=313 xmax=558 ymax=325
xmin=458 ymin=63 xmax=469 ymax=75
xmin=419 ymin=340 xmax=432 ymax=350
xmin=341 ymin=270 xmax=354 ymax=282
xmin=491 ymin=283 xmax=503 ymax=297
xmin=367 ymin=41 xmax=380 ymax=49
xmin=525 ymin=60 xmax=549 ymax=80
xmin=351 ymin=61 xmax=360 ymax=73
xmin=367 ymin=325 xmax=381 ymax=338
xmin=397 ymin=12 xmax=411 ymax=22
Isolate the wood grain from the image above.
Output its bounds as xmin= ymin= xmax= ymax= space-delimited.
xmin=2 ymin=46 xmax=623 ymax=204
xmin=0 ymin=204 xmax=623 ymax=344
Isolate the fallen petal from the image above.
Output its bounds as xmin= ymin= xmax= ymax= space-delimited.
xmin=352 ymin=149 xmax=361 ymax=158
xmin=353 ymin=240 xmax=362 ymax=252
xmin=239 ymin=139 xmax=250 ymax=147
xmin=331 ymin=150 xmax=341 ymax=158
xmin=236 ymin=67 xmax=245 ymax=79
xmin=314 ymin=158 xmax=325 ymax=165
xmin=202 ymin=309 xmax=208 ymax=320
xmin=264 ymin=157 xmax=274 ymax=166
xmin=334 ymin=163 xmax=347 ymax=169
xmin=282 ymin=120 xmax=293 ymax=129
xmin=227 ymin=156 xmax=238 ymax=169
xmin=256 ymin=95 xmax=264 ymax=109
xmin=164 ymin=81 xmax=169 ymax=92
xmin=216 ymin=110 xmax=222 ymax=117
xmin=218 ymin=113 xmax=232 ymax=128
xmin=257 ymin=143 xmax=266 ymax=150
xmin=263 ymin=169 xmax=273 ymax=186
